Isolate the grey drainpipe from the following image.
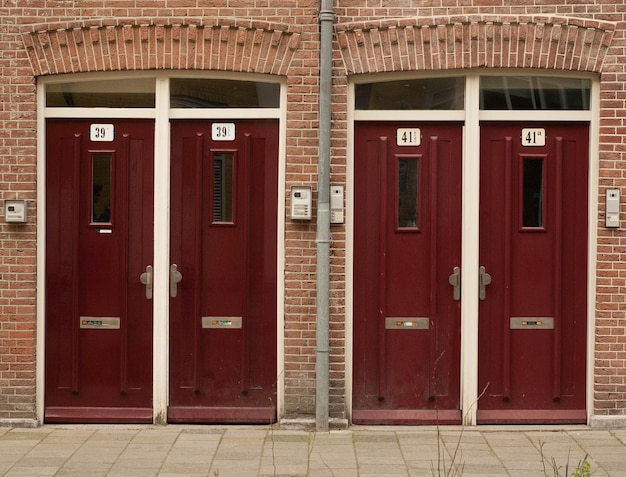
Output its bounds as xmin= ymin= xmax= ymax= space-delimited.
xmin=316 ymin=0 xmax=334 ymax=432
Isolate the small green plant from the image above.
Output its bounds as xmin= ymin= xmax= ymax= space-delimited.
xmin=571 ymin=457 xmax=591 ymax=477
xmin=540 ymin=441 xmax=591 ymax=477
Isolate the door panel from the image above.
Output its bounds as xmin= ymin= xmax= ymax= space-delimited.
xmin=45 ymin=120 xmax=154 ymax=423
xmin=353 ymin=122 xmax=462 ymax=424
xmin=169 ymin=120 xmax=278 ymax=423
xmin=477 ymin=123 xmax=588 ymax=423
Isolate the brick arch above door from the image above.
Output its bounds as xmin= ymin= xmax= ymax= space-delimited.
xmin=22 ymin=19 xmax=301 ymax=77
xmin=336 ymin=15 xmax=615 ymax=74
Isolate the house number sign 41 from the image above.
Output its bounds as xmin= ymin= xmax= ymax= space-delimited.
xmin=521 ymin=128 xmax=546 ymax=147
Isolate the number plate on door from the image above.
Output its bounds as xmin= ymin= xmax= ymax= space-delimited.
xmin=521 ymin=128 xmax=546 ymax=147
xmin=90 ymin=124 xmax=114 ymax=142
xmin=212 ymin=123 xmax=236 ymax=141
xmin=396 ymin=128 xmax=421 ymax=146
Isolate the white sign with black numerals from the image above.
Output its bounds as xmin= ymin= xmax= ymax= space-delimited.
xmin=90 ymin=124 xmax=115 ymax=142
xmin=521 ymin=128 xmax=546 ymax=147
xmin=396 ymin=128 xmax=421 ymax=146
xmin=212 ymin=123 xmax=236 ymax=141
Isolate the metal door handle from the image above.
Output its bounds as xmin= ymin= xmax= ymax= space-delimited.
xmin=479 ymin=266 xmax=492 ymax=301
xmin=170 ymin=264 xmax=183 ymax=298
xmin=448 ymin=266 xmax=461 ymax=301
xmin=140 ymin=265 xmax=153 ymax=300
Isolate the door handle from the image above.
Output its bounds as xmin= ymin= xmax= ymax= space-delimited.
xmin=448 ymin=266 xmax=461 ymax=301
xmin=140 ymin=265 xmax=153 ymax=300
xmin=479 ymin=266 xmax=492 ymax=301
xmin=170 ymin=264 xmax=183 ymax=298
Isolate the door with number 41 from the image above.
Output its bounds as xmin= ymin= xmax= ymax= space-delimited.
xmin=353 ymin=121 xmax=589 ymax=425
xmin=478 ymin=122 xmax=588 ymax=423
xmin=353 ymin=122 xmax=463 ymax=424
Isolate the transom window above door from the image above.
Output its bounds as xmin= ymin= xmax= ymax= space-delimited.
xmin=46 ymin=78 xmax=156 ymax=108
xmin=353 ymin=74 xmax=592 ymax=113
xmin=480 ymin=76 xmax=590 ymax=110
xmin=355 ymin=77 xmax=465 ymax=110
xmin=45 ymin=76 xmax=281 ymax=109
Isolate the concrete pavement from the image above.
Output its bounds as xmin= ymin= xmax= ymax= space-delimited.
xmin=0 ymin=424 xmax=625 ymax=476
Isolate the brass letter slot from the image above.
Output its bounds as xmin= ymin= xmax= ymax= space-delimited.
xmin=202 ymin=316 xmax=242 ymax=329
xmin=385 ymin=317 xmax=429 ymax=330
xmin=80 ymin=317 xmax=121 ymax=329
xmin=510 ymin=317 xmax=554 ymax=330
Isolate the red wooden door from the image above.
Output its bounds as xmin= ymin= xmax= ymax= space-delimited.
xmin=477 ymin=123 xmax=588 ymax=423
xmin=169 ymin=120 xmax=278 ymax=423
xmin=45 ymin=120 xmax=154 ymax=423
xmin=353 ymin=122 xmax=462 ymax=424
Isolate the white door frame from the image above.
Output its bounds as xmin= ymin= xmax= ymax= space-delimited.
xmin=346 ymin=70 xmax=599 ymax=425
xmin=36 ymin=71 xmax=287 ymax=424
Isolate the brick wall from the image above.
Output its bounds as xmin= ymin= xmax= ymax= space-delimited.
xmin=595 ymin=15 xmax=626 ymax=416
xmin=2 ymin=0 xmax=328 ymax=422
xmin=0 ymin=2 xmax=37 ymax=422
xmin=1 ymin=0 xmax=626 ymax=422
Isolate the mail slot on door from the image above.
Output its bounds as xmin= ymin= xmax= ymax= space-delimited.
xmin=510 ymin=317 xmax=554 ymax=330
xmin=202 ymin=316 xmax=243 ymax=329
xmin=385 ymin=317 xmax=429 ymax=330
xmin=80 ymin=317 xmax=121 ymax=329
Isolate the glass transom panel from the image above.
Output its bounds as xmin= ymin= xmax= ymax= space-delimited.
xmin=480 ymin=76 xmax=590 ymax=110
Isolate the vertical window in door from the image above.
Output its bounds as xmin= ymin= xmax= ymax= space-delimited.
xmin=397 ymin=156 xmax=419 ymax=230
xmin=92 ymin=153 xmax=112 ymax=224
xmin=522 ymin=157 xmax=545 ymax=228
xmin=212 ymin=152 xmax=235 ymax=224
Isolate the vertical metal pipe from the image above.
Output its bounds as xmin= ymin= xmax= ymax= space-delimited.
xmin=316 ymin=0 xmax=334 ymax=432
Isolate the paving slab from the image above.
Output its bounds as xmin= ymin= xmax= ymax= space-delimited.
xmin=0 ymin=425 xmax=625 ymax=476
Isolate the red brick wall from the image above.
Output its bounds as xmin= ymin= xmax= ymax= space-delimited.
xmin=1 ymin=0 xmax=625 ymax=422
xmin=0 ymin=2 xmax=37 ymax=421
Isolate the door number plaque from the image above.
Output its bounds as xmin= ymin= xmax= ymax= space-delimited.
xmin=396 ymin=128 xmax=421 ymax=146
xmin=212 ymin=123 xmax=236 ymax=141
xmin=521 ymin=128 xmax=546 ymax=147
xmin=90 ymin=124 xmax=115 ymax=142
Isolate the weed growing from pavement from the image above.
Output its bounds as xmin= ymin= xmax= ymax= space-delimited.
xmin=539 ymin=441 xmax=592 ymax=477
xmin=429 ymin=352 xmax=473 ymax=476
xmin=431 ymin=427 xmax=464 ymax=477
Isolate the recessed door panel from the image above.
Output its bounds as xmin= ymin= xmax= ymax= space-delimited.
xmin=353 ymin=122 xmax=462 ymax=424
xmin=477 ymin=123 xmax=588 ymax=423
xmin=169 ymin=120 xmax=278 ymax=423
xmin=45 ymin=120 xmax=154 ymax=423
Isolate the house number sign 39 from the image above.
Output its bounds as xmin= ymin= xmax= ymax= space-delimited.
xmin=212 ymin=123 xmax=236 ymax=141
xmin=90 ymin=124 xmax=114 ymax=142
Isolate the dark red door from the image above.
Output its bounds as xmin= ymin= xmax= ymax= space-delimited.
xmin=45 ymin=120 xmax=154 ymax=423
xmin=353 ymin=122 xmax=462 ymax=424
xmin=478 ymin=123 xmax=588 ymax=423
xmin=169 ymin=120 xmax=278 ymax=423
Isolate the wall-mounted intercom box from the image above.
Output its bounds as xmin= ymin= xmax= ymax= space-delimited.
xmin=290 ymin=186 xmax=312 ymax=220
xmin=330 ymin=185 xmax=344 ymax=224
xmin=4 ymin=199 xmax=28 ymax=223
xmin=606 ymin=189 xmax=620 ymax=228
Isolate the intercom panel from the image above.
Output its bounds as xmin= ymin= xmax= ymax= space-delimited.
xmin=290 ymin=186 xmax=312 ymax=220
